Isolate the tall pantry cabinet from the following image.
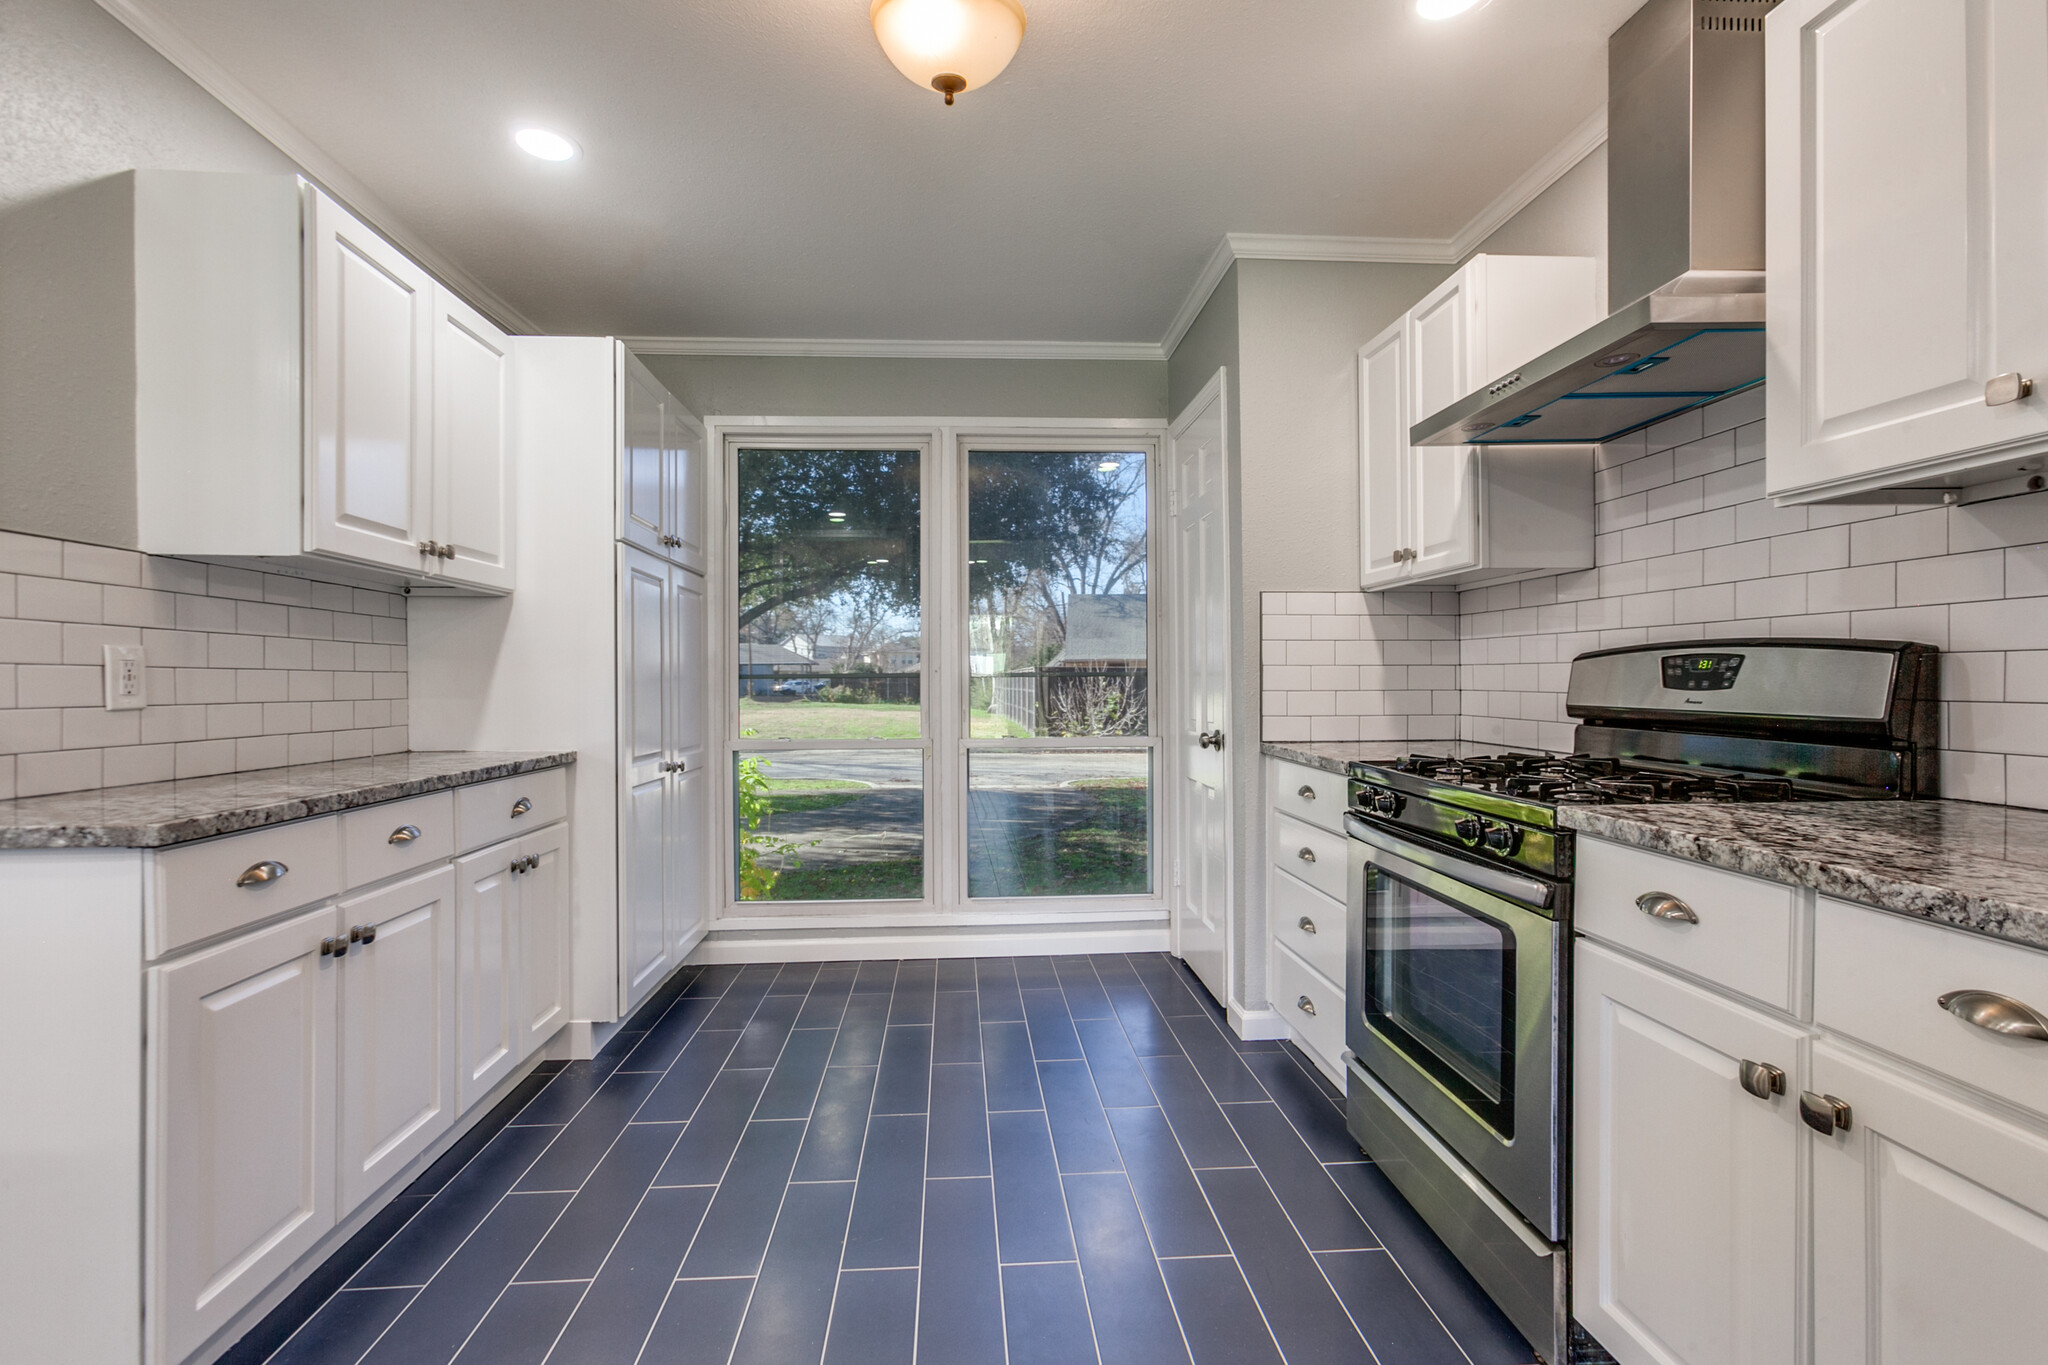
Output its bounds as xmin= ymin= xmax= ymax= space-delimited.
xmin=411 ymin=342 xmax=707 ymax=1034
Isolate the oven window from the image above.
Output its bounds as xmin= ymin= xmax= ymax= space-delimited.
xmin=1363 ymin=863 xmax=1515 ymax=1136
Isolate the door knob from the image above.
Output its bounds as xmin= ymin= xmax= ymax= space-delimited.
xmin=1799 ymin=1091 xmax=1852 ymax=1136
xmin=1198 ymin=729 xmax=1225 ymax=750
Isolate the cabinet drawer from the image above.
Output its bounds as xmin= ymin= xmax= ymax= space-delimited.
xmin=456 ymin=768 xmax=567 ymax=853
xmin=1269 ymin=863 xmax=1347 ymax=985
xmin=1270 ymin=759 xmax=1347 ymax=833
xmin=1577 ymin=838 xmax=1801 ymax=1012
xmin=1272 ymin=940 xmax=1345 ymax=1073
xmin=150 ymin=818 xmax=341 ymax=957
xmin=1815 ymin=898 xmax=2048 ymax=1121
xmin=1270 ymin=811 xmax=1347 ymax=902
xmin=341 ymin=791 xmax=455 ymax=890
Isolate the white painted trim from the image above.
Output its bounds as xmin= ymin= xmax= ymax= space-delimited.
xmin=689 ymin=924 xmax=1171 ymax=964
xmin=622 ymin=335 xmax=1165 ymax=362
xmin=92 ymin=0 xmax=544 ymax=338
xmin=1446 ymin=105 xmax=1609 ymax=260
xmin=1162 ymin=109 xmax=1610 ymax=358
xmin=1229 ymin=1002 xmax=1290 ymax=1041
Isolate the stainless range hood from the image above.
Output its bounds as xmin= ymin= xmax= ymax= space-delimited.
xmin=1413 ymin=0 xmax=1777 ymax=448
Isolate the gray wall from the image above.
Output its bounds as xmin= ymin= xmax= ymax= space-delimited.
xmin=638 ymin=354 xmax=1167 ymax=420
xmin=1469 ymin=144 xmax=1608 ymax=308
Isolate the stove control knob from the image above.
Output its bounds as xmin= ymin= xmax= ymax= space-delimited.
xmin=1481 ymin=821 xmax=1520 ymax=855
xmin=1453 ymin=816 xmax=1483 ymax=845
xmin=1371 ymin=788 xmax=1402 ymax=817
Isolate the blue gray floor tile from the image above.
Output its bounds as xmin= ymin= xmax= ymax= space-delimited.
xmin=246 ymin=954 xmax=1538 ymax=1365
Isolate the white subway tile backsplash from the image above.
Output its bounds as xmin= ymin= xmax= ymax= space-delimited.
xmin=0 ymin=531 xmax=411 ymax=798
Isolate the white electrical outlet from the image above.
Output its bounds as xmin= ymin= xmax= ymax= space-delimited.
xmin=104 ymin=644 xmax=147 ymax=711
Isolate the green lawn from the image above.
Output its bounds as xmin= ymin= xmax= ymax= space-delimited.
xmin=739 ymin=699 xmax=1031 ymax=740
xmin=770 ymin=859 xmax=926 ymax=901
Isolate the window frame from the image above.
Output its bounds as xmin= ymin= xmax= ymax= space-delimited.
xmin=708 ymin=418 xmax=1172 ymax=931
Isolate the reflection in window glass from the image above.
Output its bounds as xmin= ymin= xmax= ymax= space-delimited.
xmin=967 ymin=451 xmax=1147 ymax=739
xmin=967 ymin=750 xmax=1150 ymax=899
xmin=735 ymin=749 xmax=924 ymax=903
xmin=736 ymin=448 xmax=922 ymax=737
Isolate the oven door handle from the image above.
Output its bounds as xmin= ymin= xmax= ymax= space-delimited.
xmin=1344 ymin=812 xmax=1555 ymax=911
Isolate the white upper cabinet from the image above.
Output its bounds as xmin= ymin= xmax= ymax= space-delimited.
xmin=305 ymin=189 xmax=435 ymax=575
xmin=1360 ymin=254 xmax=1599 ymax=590
xmin=1766 ymin=0 xmax=2048 ymax=501
xmin=0 ymin=171 xmax=515 ymax=592
xmin=430 ymin=287 xmax=516 ymax=591
xmin=618 ymin=350 xmax=703 ymax=569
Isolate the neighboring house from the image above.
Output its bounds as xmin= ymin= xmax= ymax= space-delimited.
xmin=737 ymin=641 xmax=818 ymax=696
xmin=1047 ymin=594 xmax=1148 ymax=669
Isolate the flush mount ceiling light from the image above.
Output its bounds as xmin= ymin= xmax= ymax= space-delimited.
xmin=870 ymin=0 xmax=1027 ymax=105
xmin=513 ymin=127 xmax=579 ymax=161
xmin=1416 ymin=0 xmax=1490 ymax=18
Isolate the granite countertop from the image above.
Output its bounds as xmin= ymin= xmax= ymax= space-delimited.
xmin=1562 ymin=800 xmax=2048 ymax=952
xmin=1260 ymin=739 xmax=1532 ymax=777
xmin=0 ymin=751 xmax=576 ymax=850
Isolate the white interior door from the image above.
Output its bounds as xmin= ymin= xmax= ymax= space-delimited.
xmin=335 ymin=866 xmax=457 ymax=1216
xmin=1169 ymin=372 xmax=1232 ymax=1004
xmin=454 ymin=840 xmax=519 ymax=1111
xmin=305 ymin=188 xmax=433 ymax=573
xmin=430 ymin=286 xmax=515 ymax=591
xmin=620 ymin=545 xmax=674 ymax=1007
xmin=151 ymin=905 xmax=336 ymax=1365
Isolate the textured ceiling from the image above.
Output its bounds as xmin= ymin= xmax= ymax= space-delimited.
xmin=127 ymin=0 xmax=1641 ymax=341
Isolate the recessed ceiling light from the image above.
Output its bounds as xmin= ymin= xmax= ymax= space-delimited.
xmin=514 ymin=127 xmax=579 ymax=162
xmin=1416 ymin=0 xmax=1489 ymax=18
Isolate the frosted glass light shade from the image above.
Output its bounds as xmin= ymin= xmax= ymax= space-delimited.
xmin=870 ymin=0 xmax=1026 ymax=104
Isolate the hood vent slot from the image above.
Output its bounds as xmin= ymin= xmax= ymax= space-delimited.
xmin=1700 ymin=15 xmax=1765 ymax=30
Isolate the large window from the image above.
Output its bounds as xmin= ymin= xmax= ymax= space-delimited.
xmin=727 ymin=432 xmax=1158 ymax=914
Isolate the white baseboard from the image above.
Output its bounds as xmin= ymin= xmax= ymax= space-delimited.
xmin=552 ymin=1016 xmax=628 ymax=1062
xmin=688 ymin=923 xmax=1171 ymax=964
xmin=1229 ymin=1001 xmax=1290 ymax=1041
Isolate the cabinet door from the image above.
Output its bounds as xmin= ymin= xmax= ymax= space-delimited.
xmin=1358 ymin=320 xmax=1412 ymax=587
xmin=1810 ymin=1039 xmax=2048 ymax=1365
xmin=335 ymin=866 xmax=457 ymax=1215
xmin=666 ymin=566 xmax=708 ymax=958
xmin=1573 ymin=942 xmax=1802 ymax=1365
xmin=620 ymin=351 xmax=670 ymax=559
xmin=1766 ymin=0 xmax=2048 ymax=497
xmin=431 ymin=286 xmax=515 ymax=591
xmin=516 ymin=822 xmax=571 ymax=1059
xmin=152 ymin=905 xmax=336 ymax=1365
xmin=1405 ymin=272 xmax=1482 ymax=580
xmin=455 ymin=839 xmax=520 ymax=1111
xmin=620 ymin=544 xmax=675 ymax=1007
xmin=666 ymin=403 xmax=707 ymax=572
xmin=305 ymin=188 xmax=434 ymax=573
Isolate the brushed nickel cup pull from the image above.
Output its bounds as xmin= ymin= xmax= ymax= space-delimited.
xmin=1739 ymin=1059 xmax=1785 ymax=1101
xmin=387 ymin=824 xmax=421 ymax=845
xmin=1297 ymin=785 xmax=1316 ymax=800
xmin=1297 ymin=995 xmax=1318 ymax=1017
xmin=510 ymin=797 xmax=533 ymax=818
xmin=1298 ymin=916 xmax=1318 ymax=934
xmin=1298 ymin=847 xmax=1317 ymax=864
xmin=236 ymin=860 xmax=289 ymax=887
xmin=1938 ymin=990 xmax=2048 ymax=1041
xmin=1799 ymin=1091 xmax=1852 ymax=1136
xmin=1636 ymin=891 xmax=1698 ymax=924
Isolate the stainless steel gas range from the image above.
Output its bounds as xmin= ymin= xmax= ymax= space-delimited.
xmin=1339 ymin=639 xmax=1939 ymax=1364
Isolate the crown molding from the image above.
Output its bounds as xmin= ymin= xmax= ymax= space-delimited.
xmin=1162 ymin=107 xmax=1609 ymax=357
xmin=623 ymin=336 xmax=1166 ymax=362
xmin=93 ymin=0 xmax=545 ymax=337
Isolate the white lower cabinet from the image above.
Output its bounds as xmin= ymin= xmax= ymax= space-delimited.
xmin=517 ymin=822 xmax=572 ymax=1057
xmin=1809 ymin=1039 xmax=2048 ymax=1365
xmin=1573 ymin=941 xmax=1801 ymax=1365
xmin=1575 ymin=836 xmax=2048 ymax=1365
xmin=1265 ymin=758 xmax=1349 ymax=1082
xmin=455 ymin=822 xmax=572 ymax=1114
xmin=152 ymin=905 xmax=338 ymax=1365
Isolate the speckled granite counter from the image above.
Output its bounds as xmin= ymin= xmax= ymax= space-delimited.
xmin=1562 ymin=800 xmax=2048 ymax=952
xmin=0 ymin=751 xmax=576 ymax=849
xmin=1260 ymin=739 xmax=1541 ymax=776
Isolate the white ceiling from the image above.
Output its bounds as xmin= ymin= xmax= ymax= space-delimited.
xmin=113 ymin=0 xmax=1642 ymax=345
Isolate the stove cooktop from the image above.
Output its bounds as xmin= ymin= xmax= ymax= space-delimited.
xmin=1370 ymin=751 xmax=1801 ymax=808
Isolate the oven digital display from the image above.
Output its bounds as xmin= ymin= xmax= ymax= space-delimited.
xmin=1661 ymin=652 xmax=1745 ymax=691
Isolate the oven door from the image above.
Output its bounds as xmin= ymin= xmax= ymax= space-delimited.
xmin=1345 ymin=813 xmax=1563 ymax=1239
